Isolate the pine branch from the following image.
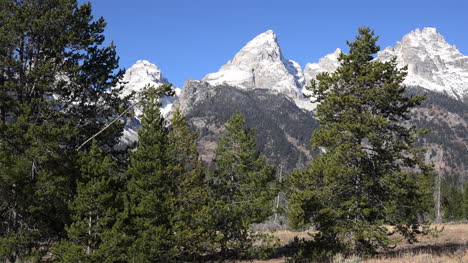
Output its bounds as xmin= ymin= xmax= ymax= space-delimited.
xmin=77 ymin=100 xmax=140 ymax=151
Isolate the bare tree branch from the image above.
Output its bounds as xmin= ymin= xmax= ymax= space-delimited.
xmin=77 ymin=101 xmax=140 ymax=151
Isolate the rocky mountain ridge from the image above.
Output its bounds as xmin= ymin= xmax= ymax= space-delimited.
xmin=119 ymin=60 xmax=180 ymax=145
xmin=173 ymin=80 xmax=317 ymax=170
xmin=202 ymin=30 xmax=313 ymax=111
xmin=378 ymin=28 xmax=468 ymax=102
xmin=119 ymin=28 xmax=467 ymax=176
xmin=123 ymin=27 xmax=468 ymax=114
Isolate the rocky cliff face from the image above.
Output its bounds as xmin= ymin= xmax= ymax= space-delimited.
xmin=377 ymin=28 xmax=468 ymax=102
xmin=303 ymin=28 xmax=468 ymax=103
xmin=408 ymin=87 xmax=467 ymax=178
xmin=303 ymin=48 xmax=342 ymax=87
xmin=174 ymin=79 xmax=317 ymax=171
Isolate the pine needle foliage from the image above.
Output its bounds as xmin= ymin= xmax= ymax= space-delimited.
xmin=0 ymin=0 xmax=126 ymax=261
xmin=210 ymin=112 xmax=276 ymax=259
xmin=54 ymin=140 xmax=120 ymax=262
xmin=288 ymin=27 xmax=434 ymax=258
xmin=121 ymin=85 xmax=176 ymax=262
xmin=168 ymin=109 xmax=216 ymax=260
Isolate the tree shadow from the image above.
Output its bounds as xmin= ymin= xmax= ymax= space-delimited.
xmin=259 ymin=240 xmax=467 ymax=262
xmin=376 ymin=242 xmax=467 ymax=259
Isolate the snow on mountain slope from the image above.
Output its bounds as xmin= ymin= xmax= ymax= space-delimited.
xmin=203 ymin=30 xmax=312 ymax=110
xmin=377 ymin=28 xmax=468 ymax=101
xmin=120 ymin=60 xmax=180 ymax=117
xmin=121 ymin=60 xmax=168 ymax=97
xmin=119 ymin=60 xmax=180 ymax=146
xmin=303 ymin=48 xmax=342 ymax=97
xmin=118 ymin=28 xmax=467 ymax=146
xmin=303 ymin=28 xmax=468 ymax=102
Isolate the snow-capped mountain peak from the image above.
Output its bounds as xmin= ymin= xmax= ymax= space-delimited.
xmin=231 ymin=30 xmax=282 ymax=64
xmin=403 ymin=27 xmax=447 ymax=48
xmin=119 ymin=60 xmax=180 ymax=147
xmin=302 ymin=28 xmax=467 ymax=102
xmin=203 ymin=30 xmax=305 ymax=104
xmin=377 ymin=27 xmax=468 ymax=101
xmin=120 ymin=60 xmax=169 ymax=98
xmin=303 ymin=48 xmax=342 ymax=88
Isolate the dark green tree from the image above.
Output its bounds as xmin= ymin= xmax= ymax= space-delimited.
xmin=54 ymin=140 xmax=119 ymax=262
xmin=117 ymin=85 xmax=176 ymax=262
xmin=441 ymin=179 xmax=465 ymax=221
xmin=464 ymin=183 xmax=468 ymax=219
xmin=210 ymin=112 xmax=276 ymax=258
xmin=0 ymin=0 xmax=126 ymax=261
xmin=288 ymin=27 xmax=434 ymax=257
xmin=168 ymin=108 xmax=215 ymax=260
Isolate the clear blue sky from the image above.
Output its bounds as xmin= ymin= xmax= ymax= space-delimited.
xmin=80 ymin=0 xmax=468 ymax=88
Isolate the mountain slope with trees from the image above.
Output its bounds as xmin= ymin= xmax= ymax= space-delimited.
xmin=175 ymin=80 xmax=318 ymax=171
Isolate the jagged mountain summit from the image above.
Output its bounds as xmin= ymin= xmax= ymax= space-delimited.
xmin=119 ymin=60 xmax=180 ymax=145
xmin=377 ymin=27 xmax=468 ymax=102
xmin=303 ymin=48 xmax=342 ymax=85
xmin=120 ymin=60 xmax=180 ymax=116
xmin=303 ymin=48 xmax=342 ymax=96
xmin=121 ymin=60 xmax=168 ymax=97
xmin=202 ymin=30 xmax=313 ymax=110
xmin=304 ymin=28 xmax=468 ymax=102
xmin=121 ymin=27 xmax=468 ymax=115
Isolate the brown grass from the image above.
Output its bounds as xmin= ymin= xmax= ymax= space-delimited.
xmin=365 ymin=224 xmax=467 ymax=263
xmin=242 ymin=224 xmax=468 ymax=263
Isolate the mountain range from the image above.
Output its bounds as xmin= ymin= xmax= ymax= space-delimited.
xmin=120 ymin=27 xmax=467 ymax=178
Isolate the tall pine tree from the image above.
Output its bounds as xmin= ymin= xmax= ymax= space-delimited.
xmin=54 ymin=140 xmax=120 ymax=262
xmin=288 ymin=27 xmax=434 ymax=257
xmin=119 ymin=85 xmax=176 ymax=262
xmin=0 ymin=1 xmax=126 ymax=261
xmin=210 ymin=112 xmax=276 ymax=258
xmin=168 ymin=109 xmax=215 ymax=261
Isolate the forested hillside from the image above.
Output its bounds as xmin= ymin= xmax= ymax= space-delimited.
xmin=175 ymin=80 xmax=318 ymax=171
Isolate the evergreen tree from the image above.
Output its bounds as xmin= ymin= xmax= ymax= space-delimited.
xmin=210 ymin=112 xmax=276 ymax=258
xmin=441 ymin=179 xmax=465 ymax=221
xmin=168 ymin=109 xmax=215 ymax=260
xmin=464 ymin=183 xmax=468 ymax=219
xmin=0 ymin=1 xmax=126 ymax=261
xmin=288 ymin=27 xmax=434 ymax=257
xmin=118 ymin=85 xmax=176 ymax=262
xmin=54 ymin=140 xmax=119 ymax=262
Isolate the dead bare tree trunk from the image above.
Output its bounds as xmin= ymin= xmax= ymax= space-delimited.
xmin=274 ymin=163 xmax=284 ymax=225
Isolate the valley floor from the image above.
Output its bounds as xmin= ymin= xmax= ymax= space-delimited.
xmin=245 ymin=223 xmax=468 ymax=263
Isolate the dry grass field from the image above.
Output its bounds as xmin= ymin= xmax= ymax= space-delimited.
xmin=243 ymin=224 xmax=468 ymax=263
